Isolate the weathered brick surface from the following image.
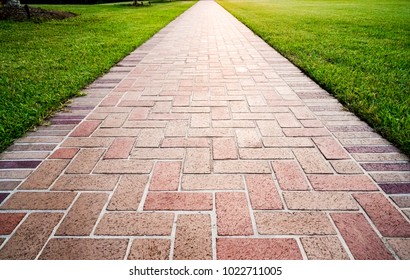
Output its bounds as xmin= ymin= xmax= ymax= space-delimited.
xmin=313 ymin=137 xmax=350 ymax=159
xmin=70 ymin=120 xmax=101 ymax=137
xmin=40 ymin=238 xmax=128 ymax=260
xmin=49 ymin=148 xmax=79 ymax=159
xmin=272 ymin=161 xmax=310 ymax=190
xmin=182 ymin=174 xmax=244 ymax=190
xmin=246 ymin=174 xmax=283 ymax=210
xmin=387 ymin=238 xmax=410 ymax=260
xmin=19 ymin=160 xmax=70 ymax=190
xmin=216 ymin=192 xmax=253 ymax=236
xmin=128 ymin=239 xmax=170 ymax=260
xmin=301 ymin=236 xmax=349 ymax=260
xmin=53 ymin=174 xmax=119 ymax=191
xmin=104 ymin=137 xmax=135 ymax=159
xmin=184 ymin=148 xmax=211 ymax=174
xmin=144 ymin=192 xmax=212 ymax=211
xmin=107 ymin=175 xmax=148 ymax=210
xmin=308 ymin=175 xmax=378 ymax=191
xmin=94 ymin=159 xmax=153 ymax=174
xmin=66 ymin=148 xmax=104 ymax=174
xmin=0 ymin=192 xmax=76 ymax=210
xmin=214 ymin=160 xmax=271 ymax=173
xmin=236 ymin=128 xmax=262 ymax=148
xmin=293 ymin=148 xmax=333 ymax=174
xmin=131 ymin=148 xmax=185 ymax=159
xmin=217 ymin=238 xmax=302 ymax=260
xmin=213 ymin=138 xmax=238 ymax=159
xmin=283 ymin=191 xmax=358 ymax=210
xmin=0 ymin=213 xmax=26 ymax=234
xmin=174 ymin=214 xmax=212 ymax=260
xmin=150 ymin=161 xmax=181 ymax=191
xmin=331 ymin=213 xmax=394 ymax=259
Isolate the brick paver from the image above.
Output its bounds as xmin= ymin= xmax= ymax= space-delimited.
xmin=0 ymin=0 xmax=409 ymax=259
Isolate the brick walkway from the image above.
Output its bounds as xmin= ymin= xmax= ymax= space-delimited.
xmin=1 ymin=1 xmax=409 ymax=260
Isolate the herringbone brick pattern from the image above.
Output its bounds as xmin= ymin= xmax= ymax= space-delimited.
xmin=1 ymin=1 xmax=409 ymax=260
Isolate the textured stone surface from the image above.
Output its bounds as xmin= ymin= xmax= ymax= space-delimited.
xmin=181 ymin=174 xmax=244 ymax=190
xmin=301 ymin=236 xmax=349 ymax=260
xmin=387 ymin=238 xmax=410 ymax=260
xmin=308 ymin=175 xmax=378 ymax=191
xmin=53 ymin=174 xmax=119 ymax=191
xmin=272 ymin=161 xmax=310 ymax=190
xmin=0 ymin=213 xmax=26 ymax=235
xmin=144 ymin=192 xmax=212 ymax=211
xmin=283 ymin=191 xmax=358 ymax=210
xmin=246 ymin=174 xmax=283 ymax=210
xmin=19 ymin=160 xmax=70 ymax=189
xmin=0 ymin=192 xmax=76 ymax=210
xmin=128 ymin=239 xmax=170 ymax=260
xmin=107 ymin=175 xmax=148 ymax=211
xmin=150 ymin=161 xmax=181 ymax=191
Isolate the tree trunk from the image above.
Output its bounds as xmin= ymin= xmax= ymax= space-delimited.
xmin=4 ymin=0 xmax=21 ymax=7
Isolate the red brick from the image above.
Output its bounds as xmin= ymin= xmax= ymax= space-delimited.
xmin=213 ymin=138 xmax=238 ymax=159
xmin=387 ymin=238 xmax=410 ymax=260
xmin=308 ymin=175 xmax=378 ymax=191
xmin=216 ymin=192 xmax=253 ymax=236
xmin=246 ymin=174 xmax=282 ymax=210
xmin=331 ymin=213 xmax=394 ymax=259
xmin=255 ymin=212 xmax=335 ymax=235
xmin=104 ymin=137 xmax=135 ymax=159
xmin=56 ymin=193 xmax=108 ymax=236
xmin=93 ymin=159 xmax=153 ymax=174
xmin=353 ymin=193 xmax=410 ymax=237
xmin=99 ymin=95 xmax=121 ymax=106
xmin=49 ymin=148 xmax=79 ymax=159
xmin=0 ymin=213 xmax=26 ymax=234
xmin=61 ymin=137 xmax=113 ymax=147
xmin=214 ymin=160 xmax=271 ymax=173
xmin=107 ymin=175 xmax=148 ymax=210
xmin=100 ymin=113 xmax=128 ymax=128
xmin=161 ymin=137 xmax=210 ymax=148
xmin=217 ymin=238 xmax=302 ymax=260
xmin=0 ymin=213 xmax=62 ymax=259
xmin=174 ymin=214 xmax=212 ymax=260
xmin=118 ymin=100 xmax=155 ymax=107
xmin=313 ymin=137 xmax=350 ymax=159
xmin=301 ymin=236 xmax=349 ymax=260
xmin=283 ymin=191 xmax=358 ymax=210
xmin=131 ymin=148 xmax=184 ymax=159
xmin=293 ymin=148 xmax=333 ymax=174
xmin=275 ymin=113 xmax=301 ymax=127
xmin=272 ymin=161 xmax=310 ymax=190
xmin=128 ymin=239 xmax=170 ymax=260
xmin=150 ymin=161 xmax=181 ymax=191
xmin=95 ymin=212 xmax=174 ymax=236
xmin=0 ymin=192 xmax=76 ymax=210
xmin=19 ymin=160 xmax=70 ymax=190
xmin=129 ymin=107 xmax=150 ymax=120
xmin=181 ymin=174 xmax=244 ymax=190
xmin=144 ymin=192 xmax=212 ymax=211
xmin=52 ymin=174 xmax=119 ymax=191
xmin=39 ymin=238 xmax=128 ymax=260
xmin=66 ymin=148 xmax=104 ymax=174
xmin=135 ymin=129 xmax=163 ymax=147
xmin=212 ymin=107 xmax=230 ymax=120
xmin=70 ymin=120 xmax=101 ymax=137
xmin=184 ymin=148 xmax=210 ymax=174
xmin=236 ymin=128 xmax=262 ymax=148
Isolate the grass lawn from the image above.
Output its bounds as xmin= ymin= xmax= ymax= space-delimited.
xmin=0 ymin=1 xmax=196 ymax=152
xmin=217 ymin=0 xmax=410 ymax=155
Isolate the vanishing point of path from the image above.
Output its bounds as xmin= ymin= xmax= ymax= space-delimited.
xmin=0 ymin=1 xmax=409 ymax=260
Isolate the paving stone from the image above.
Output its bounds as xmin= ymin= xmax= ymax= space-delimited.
xmin=188 ymin=128 xmax=234 ymax=137
xmin=0 ymin=160 xmax=41 ymax=169
xmin=131 ymin=148 xmax=185 ymax=159
xmin=123 ymin=121 xmax=167 ymax=128
xmin=361 ymin=163 xmax=410 ymax=172
xmin=101 ymin=113 xmax=128 ymax=128
xmin=275 ymin=113 xmax=301 ymax=127
xmin=184 ymin=148 xmax=211 ymax=174
xmin=255 ymin=212 xmax=335 ymax=235
xmin=331 ymin=213 xmax=394 ymax=259
xmin=150 ymin=161 xmax=181 ymax=191
xmin=144 ymin=192 xmax=212 ymax=211
xmin=263 ymin=137 xmax=314 ymax=147
xmin=308 ymin=175 xmax=378 ymax=191
xmin=104 ymin=137 xmax=135 ymax=159
xmin=0 ymin=213 xmax=63 ymax=259
xmin=330 ymin=160 xmax=363 ymax=174
xmin=353 ymin=193 xmax=410 ymax=237
xmin=217 ymin=238 xmax=302 ymax=260
xmin=371 ymin=173 xmax=410 ymax=183
xmin=39 ymin=238 xmax=128 ymax=260
xmin=0 ymin=151 xmax=49 ymax=160
xmin=290 ymin=106 xmax=316 ymax=119
xmin=70 ymin=120 xmax=101 ymax=137
xmin=213 ymin=138 xmax=238 ymax=159
xmin=129 ymin=107 xmax=150 ymax=120
xmin=1 ymin=192 xmax=76 ymax=210
xmin=246 ymin=174 xmax=282 ymax=210
xmin=49 ymin=148 xmax=79 ymax=159
xmin=390 ymin=195 xmax=410 ymax=208
xmin=313 ymin=137 xmax=350 ymax=159
xmin=216 ymin=192 xmax=253 ymax=236
xmin=387 ymin=238 xmax=410 ymax=260
xmin=66 ymin=148 xmax=104 ymax=174
xmin=283 ymin=191 xmax=358 ymax=210
xmin=165 ymin=120 xmax=188 ymax=137
xmin=191 ymin=113 xmax=210 ymax=128
xmin=107 ymin=175 xmax=148 ymax=211
xmin=236 ymin=128 xmax=262 ymax=148
xmin=128 ymin=239 xmax=170 ymax=260
xmin=212 ymin=120 xmax=255 ymax=128
xmin=53 ymin=174 xmax=119 ymax=191
xmin=135 ymin=129 xmax=163 ymax=147
xmin=61 ymin=137 xmax=113 ymax=147
xmin=0 ymin=181 xmax=20 ymax=190
xmin=214 ymin=160 xmax=271 ymax=174
xmin=239 ymin=148 xmax=293 ymax=159
xmin=95 ymin=212 xmax=174 ymax=236
xmin=256 ymin=120 xmax=283 ymax=136
xmin=0 ymin=213 xmax=26 ymax=235
xmin=181 ymin=174 xmax=244 ymax=190
xmin=271 ymin=161 xmax=310 ymax=190
xmin=211 ymin=107 xmax=230 ymax=120
xmin=162 ymin=137 xmax=210 ymax=148
xmin=301 ymin=236 xmax=349 ymax=260
xmin=94 ymin=159 xmax=153 ymax=174
xmin=346 ymin=145 xmax=400 ymax=153
xmin=0 ymin=192 xmax=9 ymax=204
xmin=19 ymin=160 xmax=70 ymax=190
xmin=351 ymin=153 xmax=409 ymax=162
xmin=174 ymin=214 xmax=212 ymax=260
xmin=293 ymin=148 xmax=333 ymax=174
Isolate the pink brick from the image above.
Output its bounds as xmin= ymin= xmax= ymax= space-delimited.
xmin=212 ymin=107 xmax=230 ymax=120
xmin=331 ymin=213 xmax=394 ymax=259
xmin=49 ymin=148 xmax=79 ymax=159
xmin=191 ymin=113 xmax=210 ymax=127
xmin=0 ymin=213 xmax=26 ymax=234
xmin=52 ymin=174 xmax=119 ymax=191
xmin=290 ymin=106 xmax=316 ymax=119
xmin=256 ymin=120 xmax=283 ymax=136
xmin=173 ymin=96 xmax=190 ymax=106
xmin=246 ymin=175 xmax=283 ymax=210
xmin=181 ymin=174 xmax=244 ymax=190
xmin=149 ymin=161 xmax=181 ymax=191
xmin=165 ymin=120 xmax=188 ymax=137
xmin=107 ymin=175 xmax=148 ymax=210
xmin=70 ymin=120 xmax=101 ymax=137
xmin=144 ymin=192 xmax=213 ymax=211
xmin=94 ymin=159 xmax=153 ymax=174
xmin=213 ymin=138 xmax=238 ymax=159
xmin=283 ymin=128 xmax=330 ymax=137
xmin=255 ymin=212 xmax=335 ymax=235
xmin=162 ymin=137 xmax=210 ymax=148
xmin=313 ymin=137 xmax=350 ymax=159
xmin=0 ymin=192 xmax=76 ymax=210
xmin=174 ymin=214 xmax=212 ymax=260
xmin=128 ymin=239 xmax=170 ymax=260
xmin=217 ymin=238 xmax=302 ymax=260
xmin=271 ymin=161 xmax=310 ymax=190
xmin=135 ymin=129 xmax=163 ymax=147
xmin=283 ymin=191 xmax=358 ymax=210
xmin=216 ymin=192 xmax=253 ymax=236
xmin=100 ymin=95 xmax=121 ymax=107
xmin=387 ymin=238 xmax=410 ymax=260
xmin=301 ymin=236 xmax=349 ymax=260
xmin=129 ymin=107 xmax=150 ymax=120
xmin=118 ymin=100 xmax=155 ymax=107
xmin=236 ymin=128 xmax=262 ymax=148
xmin=293 ymin=148 xmax=333 ymax=174
xmin=184 ymin=148 xmax=210 ymax=174
xmin=100 ymin=113 xmax=128 ymax=128
xmin=19 ymin=160 xmax=70 ymax=190
xmin=66 ymin=148 xmax=104 ymax=174
xmin=353 ymin=193 xmax=410 ymax=237
xmin=104 ymin=137 xmax=135 ymax=159
xmin=263 ymin=137 xmax=314 ymax=147
xmin=275 ymin=113 xmax=301 ymax=127
xmin=239 ymin=148 xmax=293 ymax=159
xmin=308 ymin=175 xmax=378 ymax=191
xmin=131 ymin=148 xmax=184 ymax=159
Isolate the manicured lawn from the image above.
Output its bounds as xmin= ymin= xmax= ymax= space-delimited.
xmin=217 ymin=0 xmax=410 ymax=155
xmin=0 ymin=1 xmax=196 ymax=152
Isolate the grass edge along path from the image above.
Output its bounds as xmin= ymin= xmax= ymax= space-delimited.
xmin=217 ymin=0 xmax=410 ymax=155
xmin=0 ymin=1 xmax=197 ymax=152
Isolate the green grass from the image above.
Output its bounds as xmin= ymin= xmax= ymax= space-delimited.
xmin=0 ymin=1 xmax=196 ymax=151
xmin=217 ymin=0 xmax=410 ymax=155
